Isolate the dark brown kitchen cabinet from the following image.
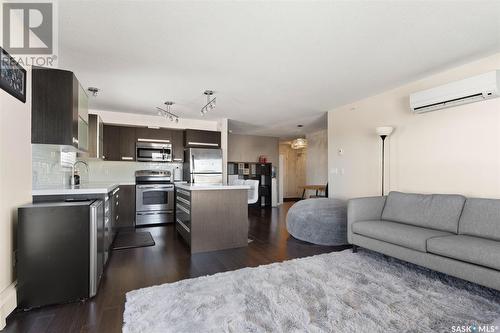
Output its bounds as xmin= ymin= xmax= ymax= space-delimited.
xmin=108 ymin=187 xmax=119 ymax=243
xmin=171 ymin=130 xmax=184 ymax=162
xmin=119 ymin=127 xmax=136 ymax=161
xmin=103 ymin=125 xmax=121 ymax=161
xmin=136 ymin=127 xmax=171 ymax=142
xmin=103 ymin=125 xmax=137 ymax=161
xmin=31 ymin=67 xmax=80 ymax=148
xmin=184 ymin=129 xmax=221 ymax=148
xmin=115 ymin=185 xmax=135 ymax=228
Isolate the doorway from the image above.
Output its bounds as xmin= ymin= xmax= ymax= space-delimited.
xmin=279 ymin=142 xmax=306 ymax=201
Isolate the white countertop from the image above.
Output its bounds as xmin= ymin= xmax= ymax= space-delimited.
xmin=175 ymin=184 xmax=250 ymax=191
xmin=32 ymin=182 xmax=120 ymax=196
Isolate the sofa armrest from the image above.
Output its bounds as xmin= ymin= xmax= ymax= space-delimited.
xmin=347 ymin=196 xmax=386 ymax=244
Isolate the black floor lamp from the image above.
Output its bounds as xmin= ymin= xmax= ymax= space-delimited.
xmin=376 ymin=126 xmax=394 ymax=196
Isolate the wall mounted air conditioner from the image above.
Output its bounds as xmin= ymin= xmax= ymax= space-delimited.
xmin=410 ymin=70 xmax=500 ymax=113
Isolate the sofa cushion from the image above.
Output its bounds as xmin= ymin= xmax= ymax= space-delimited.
xmin=351 ymin=220 xmax=452 ymax=252
xmin=381 ymin=191 xmax=465 ymax=233
xmin=459 ymin=198 xmax=500 ymax=241
xmin=427 ymin=235 xmax=500 ymax=271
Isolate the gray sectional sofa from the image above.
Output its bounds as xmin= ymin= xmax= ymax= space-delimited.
xmin=348 ymin=191 xmax=500 ymax=291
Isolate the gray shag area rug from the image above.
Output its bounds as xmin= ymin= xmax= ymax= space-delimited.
xmin=123 ymin=249 xmax=500 ymax=333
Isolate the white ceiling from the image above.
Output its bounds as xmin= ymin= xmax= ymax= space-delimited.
xmin=58 ymin=1 xmax=500 ymax=138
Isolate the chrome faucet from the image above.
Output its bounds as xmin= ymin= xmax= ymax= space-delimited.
xmin=71 ymin=160 xmax=89 ymax=186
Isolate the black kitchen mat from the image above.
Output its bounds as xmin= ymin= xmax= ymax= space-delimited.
xmin=112 ymin=231 xmax=155 ymax=250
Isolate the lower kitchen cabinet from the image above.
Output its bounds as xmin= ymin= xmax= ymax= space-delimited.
xmin=175 ymin=186 xmax=248 ymax=254
xmin=115 ymin=185 xmax=135 ymax=228
xmin=107 ymin=187 xmax=119 ymax=246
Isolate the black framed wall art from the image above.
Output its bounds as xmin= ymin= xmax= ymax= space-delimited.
xmin=0 ymin=47 xmax=27 ymax=103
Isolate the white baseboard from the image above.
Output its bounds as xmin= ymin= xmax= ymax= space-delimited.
xmin=0 ymin=281 xmax=17 ymax=331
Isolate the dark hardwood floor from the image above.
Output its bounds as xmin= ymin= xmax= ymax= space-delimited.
xmin=5 ymin=202 xmax=350 ymax=333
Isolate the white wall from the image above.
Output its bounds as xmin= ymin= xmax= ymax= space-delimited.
xmin=328 ymin=52 xmax=500 ymax=199
xmin=90 ymin=109 xmax=219 ymax=131
xmin=0 ymin=67 xmax=32 ymax=328
xmin=228 ymin=133 xmax=279 ymax=166
xmin=0 ymin=9 xmax=32 ymax=328
xmin=305 ymin=130 xmax=328 ymax=185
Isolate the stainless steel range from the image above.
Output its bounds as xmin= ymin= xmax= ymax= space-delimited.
xmin=135 ymin=170 xmax=174 ymax=226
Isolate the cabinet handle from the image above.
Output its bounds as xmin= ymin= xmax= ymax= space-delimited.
xmin=176 ymin=196 xmax=190 ymax=206
xmin=176 ymin=203 xmax=190 ymax=214
xmin=176 ymin=189 xmax=190 ymax=197
xmin=173 ymin=158 xmax=183 ymax=161
xmin=115 ymin=202 xmax=119 ymax=206
xmin=137 ymin=138 xmax=170 ymax=143
xmin=121 ymin=156 xmax=133 ymax=160
xmin=187 ymin=142 xmax=218 ymax=147
xmin=176 ymin=218 xmax=190 ymax=233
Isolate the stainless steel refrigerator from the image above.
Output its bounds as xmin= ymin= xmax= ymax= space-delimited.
xmin=183 ymin=148 xmax=223 ymax=184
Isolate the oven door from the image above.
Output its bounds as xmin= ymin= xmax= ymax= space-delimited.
xmin=136 ymin=184 xmax=174 ymax=213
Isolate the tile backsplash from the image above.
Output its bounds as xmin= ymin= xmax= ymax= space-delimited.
xmin=32 ymin=145 xmax=75 ymax=188
xmin=32 ymin=144 xmax=183 ymax=189
xmin=85 ymin=160 xmax=183 ymax=183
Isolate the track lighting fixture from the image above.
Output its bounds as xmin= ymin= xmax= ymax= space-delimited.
xmin=157 ymin=101 xmax=179 ymax=123
xmin=87 ymin=87 xmax=100 ymax=97
xmin=200 ymin=90 xmax=216 ymax=116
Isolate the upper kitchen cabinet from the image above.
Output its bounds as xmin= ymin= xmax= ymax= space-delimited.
xmin=184 ymin=129 xmax=221 ymax=148
xmin=103 ymin=125 xmax=137 ymax=161
xmin=119 ymin=126 xmax=136 ymax=161
xmin=88 ymin=114 xmax=104 ymax=159
xmin=136 ymin=127 xmax=172 ymax=143
xmin=103 ymin=125 xmax=121 ymax=161
xmin=32 ymin=67 xmax=88 ymax=150
xmin=171 ymin=130 xmax=184 ymax=162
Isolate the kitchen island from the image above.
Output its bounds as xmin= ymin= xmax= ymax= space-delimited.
xmin=175 ymin=184 xmax=250 ymax=254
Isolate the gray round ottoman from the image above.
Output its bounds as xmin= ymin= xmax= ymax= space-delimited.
xmin=286 ymin=198 xmax=347 ymax=246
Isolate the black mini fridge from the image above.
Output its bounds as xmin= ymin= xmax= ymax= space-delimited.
xmin=17 ymin=200 xmax=104 ymax=309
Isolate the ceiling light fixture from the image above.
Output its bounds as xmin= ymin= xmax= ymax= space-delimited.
xmin=87 ymin=87 xmax=99 ymax=97
xmin=291 ymin=138 xmax=307 ymax=149
xmin=291 ymin=124 xmax=307 ymax=149
xmin=200 ymin=90 xmax=216 ymax=116
xmin=157 ymin=101 xmax=179 ymax=123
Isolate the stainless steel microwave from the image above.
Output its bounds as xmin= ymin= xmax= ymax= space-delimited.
xmin=136 ymin=141 xmax=172 ymax=162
